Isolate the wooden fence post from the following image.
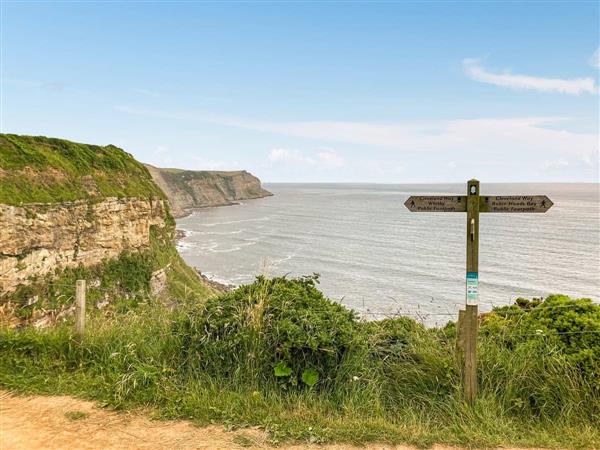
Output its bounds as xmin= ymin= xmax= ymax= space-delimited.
xmin=75 ymin=279 xmax=86 ymax=338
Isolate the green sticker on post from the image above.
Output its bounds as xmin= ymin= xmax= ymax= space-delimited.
xmin=466 ymin=272 xmax=478 ymax=305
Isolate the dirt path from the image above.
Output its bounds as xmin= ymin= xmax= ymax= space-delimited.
xmin=0 ymin=390 xmax=548 ymax=450
xmin=0 ymin=390 xmax=417 ymax=450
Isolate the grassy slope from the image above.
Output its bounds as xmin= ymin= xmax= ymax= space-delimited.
xmin=0 ymin=134 xmax=164 ymax=204
xmin=158 ymin=168 xmax=239 ymax=201
xmin=151 ymin=165 xmax=270 ymax=204
xmin=1 ymin=285 xmax=598 ymax=449
xmin=0 ymin=133 xmax=212 ymax=307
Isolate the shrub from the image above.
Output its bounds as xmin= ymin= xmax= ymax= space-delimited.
xmin=176 ymin=275 xmax=360 ymax=388
xmin=360 ymin=318 xmax=457 ymax=409
xmin=483 ymin=294 xmax=600 ymax=388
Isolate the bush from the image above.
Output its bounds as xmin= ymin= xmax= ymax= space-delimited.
xmin=362 ymin=318 xmax=458 ymax=409
xmin=2 ymin=280 xmax=600 ymax=447
xmin=483 ymin=294 xmax=600 ymax=388
xmin=176 ymin=275 xmax=360 ymax=388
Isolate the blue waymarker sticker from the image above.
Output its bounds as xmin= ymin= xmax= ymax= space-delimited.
xmin=466 ymin=272 xmax=478 ymax=305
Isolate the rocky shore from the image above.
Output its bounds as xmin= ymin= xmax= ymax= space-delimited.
xmin=194 ymin=269 xmax=235 ymax=292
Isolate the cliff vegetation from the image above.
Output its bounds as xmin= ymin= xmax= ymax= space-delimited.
xmin=1 ymin=276 xmax=598 ymax=448
xmin=0 ymin=134 xmax=164 ymax=205
xmin=0 ymin=134 xmax=212 ymax=320
xmin=146 ymin=164 xmax=272 ymax=217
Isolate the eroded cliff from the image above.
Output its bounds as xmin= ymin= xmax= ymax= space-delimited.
xmin=0 ymin=134 xmax=211 ymax=320
xmin=145 ymin=164 xmax=272 ymax=217
xmin=0 ymin=198 xmax=167 ymax=294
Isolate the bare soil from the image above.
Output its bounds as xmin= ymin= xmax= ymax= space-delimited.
xmin=0 ymin=390 xmax=547 ymax=450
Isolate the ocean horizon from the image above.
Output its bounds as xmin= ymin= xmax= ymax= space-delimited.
xmin=176 ymin=182 xmax=600 ymax=325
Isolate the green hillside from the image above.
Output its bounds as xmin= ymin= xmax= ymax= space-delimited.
xmin=0 ymin=134 xmax=164 ymax=205
xmin=1 ymin=133 xmax=212 ymax=315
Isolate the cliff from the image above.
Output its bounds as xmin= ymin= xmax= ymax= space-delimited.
xmin=0 ymin=198 xmax=167 ymax=294
xmin=145 ymin=164 xmax=272 ymax=218
xmin=0 ymin=134 xmax=211 ymax=323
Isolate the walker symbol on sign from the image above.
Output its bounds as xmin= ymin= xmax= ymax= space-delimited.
xmin=404 ymin=179 xmax=553 ymax=405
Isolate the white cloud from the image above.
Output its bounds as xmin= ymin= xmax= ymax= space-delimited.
xmin=269 ymin=148 xmax=344 ymax=170
xmin=248 ymin=117 xmax=595 ymax=163
xmin=116 ymin=106 xmax=597 ymax=167
xmin=589 ymin=48 xmax=600 ymax=69
xmin=543 ymin=158 xmax=569 ymax=171
xmin=269 ymin=148 xmax=313 ymax=164
xmin=315 ymin=149 xmax=344 ymax=169
xmin=192 ymin=156 xmax=239 ymax=171
xmin=463 ymin=58 xmax=598 ymax=95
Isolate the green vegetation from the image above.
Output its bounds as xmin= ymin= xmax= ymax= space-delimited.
xmin=158 ymin=168 xmax=240 ymax=202
xmin=1 ymin=276 xmax=598 ymax=448
xmin=0 ymin=133 xmax=210 ymax=314
xmin=481 ymin=295 xmax=600 ymax=387
xmin=152 ymin=166 xmax=269 ymax=205
xmin=6 ymin=226 xmax=212 ymax=321
xmin=0 ymin=134 xmax=164 ymax=204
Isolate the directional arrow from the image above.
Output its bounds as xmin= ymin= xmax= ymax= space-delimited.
xmin=404 ymin=195 xmax=467 ymax=212
xmin=479 ymin=195 xmax=554 ymax=213
xmin=403 ymin=181 xmax=554 ymax=406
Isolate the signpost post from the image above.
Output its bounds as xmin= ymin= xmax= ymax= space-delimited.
xmin=404 ymin=179 xmax=553 ymax=404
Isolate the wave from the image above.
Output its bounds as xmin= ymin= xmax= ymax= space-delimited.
xmin=200 ymin=217 xmax=270 ymax=228
xmin=194 ymin=229 xmax=245 ymax=236
xmin=206 ymin=240 xmax=258 ymax=254
xmin=211 ymin=247 xmax=242 ymax=253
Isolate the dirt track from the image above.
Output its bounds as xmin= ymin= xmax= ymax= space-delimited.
xmin=0 ymin=390 xmax=550 ymax=450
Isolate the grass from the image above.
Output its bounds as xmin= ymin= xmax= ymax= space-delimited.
xmin=1 ymin=279 xmax=598 ymax=449
xmin=1 ymin=133 xmax=595 ymax=447
xmin=0 ymin=134 xmax=164 ymax=204
xmin=5 ymin=225 xmax=212 ymax=320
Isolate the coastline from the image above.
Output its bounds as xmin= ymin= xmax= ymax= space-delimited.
xmin=174 ymin=228 xmax=234 ymax=292
xmin=195 ymin=269 xmax=235 ymax=292
xmin=172 ymin=192 xmax=274 ymax=219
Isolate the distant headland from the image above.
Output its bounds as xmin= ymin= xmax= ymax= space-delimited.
xmin=145 ymin=164 xmax=272 ymax=218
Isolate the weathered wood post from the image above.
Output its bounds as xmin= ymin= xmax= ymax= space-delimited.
xmin=464 ymin=179 xmax=480 ymax=404
xmin=404 ymin=179 xmax=553 ymax=405
xmin=455 ymin=308 xmax=466 ymax=366
xmin=75 ymin=279 xmax=86 ymax=338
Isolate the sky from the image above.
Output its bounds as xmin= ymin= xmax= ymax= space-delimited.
xmin=1 ymin=1 xmax=599 ymax=183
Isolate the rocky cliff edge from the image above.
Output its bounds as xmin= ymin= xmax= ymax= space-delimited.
xmin=145 ymin=164 xmax=272 ymax=218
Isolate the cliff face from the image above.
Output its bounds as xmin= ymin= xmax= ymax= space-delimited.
xmin=0 ymin=198 xmax=167 ymax=294
xmin=145 ymin=164 xmax=272 ymax=218
xmin=0 ymin=134 xmax=211 ymax=307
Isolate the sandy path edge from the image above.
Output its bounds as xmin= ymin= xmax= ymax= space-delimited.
xmin=0 ymin=390 xmax=553 ymax=450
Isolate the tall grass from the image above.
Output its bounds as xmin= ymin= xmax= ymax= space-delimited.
xmin=1 ymin=277 xmax=599 ymax=448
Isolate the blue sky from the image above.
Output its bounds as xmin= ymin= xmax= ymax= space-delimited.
xmin=1 ymin=1 xmax=598 ymax=182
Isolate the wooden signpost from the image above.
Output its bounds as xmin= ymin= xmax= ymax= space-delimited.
xmin=404 ymin=179 xmax=553 ymax=404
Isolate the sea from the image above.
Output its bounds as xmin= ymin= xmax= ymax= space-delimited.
xmin=176 ymin=183 xmax=600 ymax=325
